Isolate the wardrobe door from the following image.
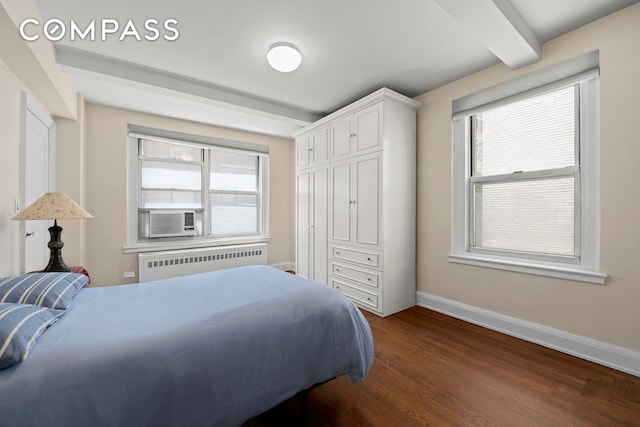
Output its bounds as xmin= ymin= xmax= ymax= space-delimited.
xmin=312 ymin=167 xmax=329 ymax=283
xmin=331 ymin=160 xmax=352 ymax=243
xmin=354 ymin=153 xmax=381 ymax=247
xmin=296 ymin=170 xmax=311 ymax=279
xmin=354 ymin=103 xmax=381 ymax=153
xmin=331 ymin=115 xmax=352 ymax=159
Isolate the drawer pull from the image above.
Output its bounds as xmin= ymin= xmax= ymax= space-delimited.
xmin=367 ymin=277 xmax=372 ymax=281
xmin=367 ymin=257 xmax=371 ymax=261
xmin=366 ymin=297 xmax=372 ymax=301
xmin=336 ymin=251 xmax=341 ymax=255
xmin=336 ymin=268 xmax=341 ymax=272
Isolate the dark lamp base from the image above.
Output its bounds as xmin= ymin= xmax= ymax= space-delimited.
xmin=43 ymin=220 xmax=72 ymax=272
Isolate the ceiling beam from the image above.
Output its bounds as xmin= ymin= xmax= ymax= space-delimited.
xmin=55 ymin=45 xmax=320 ymax=126
xmin=0 ymin=0 xmax=77 ymax=118
xmin=434 ymin=0 xmax=541 ymax=69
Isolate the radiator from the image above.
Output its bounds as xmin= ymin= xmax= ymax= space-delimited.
xmin=138 ymin=243 xmax=267 ymax=282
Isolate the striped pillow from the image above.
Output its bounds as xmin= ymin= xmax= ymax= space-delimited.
xmin=0 ymin=273 xmax=89 ymax=309
xmin=0 ymin=303 xmax=64 ymax=369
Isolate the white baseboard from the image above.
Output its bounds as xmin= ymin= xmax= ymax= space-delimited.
xmin=417 ymin=291 xmax=640 ymax=377
xmin=270 ymin=261 xmax=295 ymax=272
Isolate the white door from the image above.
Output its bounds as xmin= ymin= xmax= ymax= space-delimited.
xmin=354 ymin=103 xmax=381 ymax=153
xmin=296 ymin=171 xmax=311 ymax=279
xmin=311 ymin=167 xmax=328 ymax=283
xmin=310 ymin=127 xmax=329 ymax=165
xmin=296 ymin=136 xmax=310 ymax=169
xmin=354 ymin=153 xmax=380 ymax=246
xmin=22 ymin=95 xmax=55 ymax=272
xmin=330 ymin=160 xmax=352 ymax=243
xmin=330 ymin=115 xmax=352 ymax=159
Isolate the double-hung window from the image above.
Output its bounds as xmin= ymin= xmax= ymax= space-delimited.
xmin=127 ymin=126 xmax=269 ymax=250
xmin=449 ymin=51 xmax=606 ymax=284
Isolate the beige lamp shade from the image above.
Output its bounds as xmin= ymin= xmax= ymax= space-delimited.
xmin=13 ymin=192 xmax=93 ymax=220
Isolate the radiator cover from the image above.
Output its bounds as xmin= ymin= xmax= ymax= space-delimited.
xmin=138 ymin=243 xmax=267 ymax=282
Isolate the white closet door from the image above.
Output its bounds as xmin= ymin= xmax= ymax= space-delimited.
xmin=355 ymin=153 xmax=380 ymax=246
xmin=331 ymin=160 xmax=351 ymax=242
xmin=312 ymin=167 xmax=329 ymax=283
xmin=296 ymin=171 xmax=311 ymax=279
xmin=311 ymin=128 xmax=329 ymax=165
xmin=331 ymin=116 xmax=352 ymax=159
xmin=296 ymin=136 xmax=310 ymax=169
xmin=354 ymin=103 xmax=381 ymax=153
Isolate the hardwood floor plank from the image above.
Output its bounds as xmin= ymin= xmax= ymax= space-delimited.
xmin=244 ymin=306 xmax=640 ymax=426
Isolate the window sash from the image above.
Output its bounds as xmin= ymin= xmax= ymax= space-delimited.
xmin=468 ymin=173 xmax=581 ymax=263
xmin=468 ymin=83 xmax=581 ymax=177
xmin=464 ymin=79 xmax=583 ymax=262
xmin=209 ymin=190 xmax=261 ymax=237
xmin=135 ymin=137 xmax=266 ymax=241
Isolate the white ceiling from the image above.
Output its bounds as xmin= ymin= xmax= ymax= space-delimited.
xmin=33 ymin=0 xmax=638 ymax=137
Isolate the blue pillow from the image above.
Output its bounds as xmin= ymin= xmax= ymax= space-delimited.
xmin=0 ymin=273 xmax=89 ymax=309
xmin=0 ymin=303 xmax=64 ymax=369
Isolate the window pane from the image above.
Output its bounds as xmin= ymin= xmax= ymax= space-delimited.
xmin=141 ymin=190 xmax=202 ymax=209
xmin=473 ymin=177 xmax=575 ymax=256
xmin=140 ymin=140 xmax=201 ymax=162
xmin=210 ymin=150 xmax=258 ymax=191
xmin=474 ymin=86 xmax=576 ymax=176
xmin=211 ymin=193 xmax=258 ymax=235
xmin=141 ymin=161 xmax=201 ymax=191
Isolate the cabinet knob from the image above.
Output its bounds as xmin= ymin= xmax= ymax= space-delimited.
xmin=336 ymin=251 xmax=341 ymax=255
xmin=336 ymin=268 xmax=340 ymax=272
xmin=367 ymin=277 xmax=372 ymax=281
xmin=367 ymin=257 xmax=371 ymax=261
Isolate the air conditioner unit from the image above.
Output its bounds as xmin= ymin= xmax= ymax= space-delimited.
xmin=149 ymin=210 xmax=196 ymax=238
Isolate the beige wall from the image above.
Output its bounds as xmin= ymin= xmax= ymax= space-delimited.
xmin=0 ymin=0 xmax=79 ymax=276
xmin=83 ymin=105 xmax=294 ymax=286
xmin=0 ymin=58 xmax=27 ymax=275
xmin=55 ymin=95 xmax=88 ymax=267
xmin=415 ymin=4 xmax=640 ymax=351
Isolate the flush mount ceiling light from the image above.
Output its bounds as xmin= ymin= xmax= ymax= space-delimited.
xmin=267 ymin=42 xmax=302 ymax=72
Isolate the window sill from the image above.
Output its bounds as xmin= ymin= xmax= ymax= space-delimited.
xmin=123 ymin=236 xmax=271 ymax=254
xmin=448 ymin=253 xmax=607 ymax=285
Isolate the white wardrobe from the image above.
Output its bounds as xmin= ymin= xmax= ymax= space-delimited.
xmin=294 ymin=88 xmax=420 ymax=317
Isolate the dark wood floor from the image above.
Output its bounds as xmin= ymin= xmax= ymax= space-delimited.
xmin=244 ymin=306 xmax=640 ymax=426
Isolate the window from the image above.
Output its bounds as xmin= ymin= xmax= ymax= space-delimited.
xmin=126 ymin=126 xmax=269 ymax=251
xmin=450 ymin=51 xmax=606 ymax=284
xmin=209 ymin=150 xmax=260 ymax=236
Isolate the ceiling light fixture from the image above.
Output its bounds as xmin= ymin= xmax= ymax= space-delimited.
xmin=267 ymin=42 xmax=302 ymax=72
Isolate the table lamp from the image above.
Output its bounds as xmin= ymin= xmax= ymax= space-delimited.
xmin=12 ymin=192 xmax=93 ymax=272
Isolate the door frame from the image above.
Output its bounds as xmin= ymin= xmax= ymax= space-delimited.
xmin=19 ymin=92 xmax=56 ymax=272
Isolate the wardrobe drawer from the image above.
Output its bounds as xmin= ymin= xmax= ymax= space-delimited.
xmin=332 ymin=246 xmax=379 ymax=268
xmin=332 ymin=263 xmax=380 ymax=290
xmin=332 ymin=279 xmax=379 ymax=311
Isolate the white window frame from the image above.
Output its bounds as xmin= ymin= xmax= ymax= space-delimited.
xmin=449 ymin=51 xmax=607 ymax=284
xmin=124 ymin=126 xmax=270 ymax=253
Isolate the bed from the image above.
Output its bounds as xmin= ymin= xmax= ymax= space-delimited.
xmin=0 ymin=265 xmax=374 ymax=427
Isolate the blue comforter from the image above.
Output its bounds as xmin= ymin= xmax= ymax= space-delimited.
xmin=0 ymin=266 xmax=374 ymax=427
